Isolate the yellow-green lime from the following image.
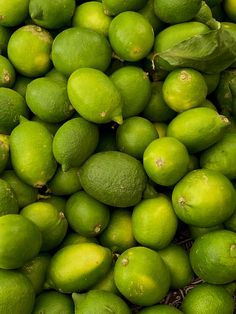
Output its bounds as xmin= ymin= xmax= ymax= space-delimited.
xmin=172 ymin=169 xmax=236 ymax=227
xmin=65 ymin=190 xmax=110 ymax=237
xmin=167 ymin=107 xmax=230 ymax=153
xmin=114 ymin=246 xmax=170 ymax=306
xmin=13 ymin=75 xmax=32 ymax=97
xmin=0 ymin=178 xmax=19 ymax=216
xmin=52 ymin=117 xmax=99 ymax=171
xmin=139 ymin=304 xmax=184 ymax=314
xmin=110 ymin=66 xmax=152 ymax=118
xmin=162 ymin=68 xmax=208 ymax=112
xmin=0 ymin=214 xmax=42 ymax=269
xmin=20 ymin=253 xmax=51 ymax=295
xmin=10 ymin=119 xmax=57 ymax=187
xmin=32 ymin=290 xmax=74 ymax=314
xmin=190 ymin=229 xmax=236 ymax=284
xmin=189 ymin=224 xmax=224 ymax=240
xmin=45 ymin=242 xmax=112 ymax=293
xmin=79 ymin=151 xmax=147 ymax=207
xmin=45 ymin=68 xmax=67 ymax=84
xmin=59 ymin=232 xmax=98 ymax=249
xmin=116 ymin=116 xmax=158 ymax=159
xmin=224 ymin=0 xmax=236 ymax=22
xmin=67 ymin=68 xmax=123 ymax=124
xmin=20 ymin=201 xmax=68 ymax=251
xmin=26 ymin=77 xmax=74 ymax=123
xmin=91 ymin=265 xmax=119 ymax=294
xmin=143 ymin=137 xmax=190 ymax=186
xmin=0 ymin=55 xmax=15 ymax=88
xmin=200 ymin=99 xmax=217 ymax=111
xmin=72 ymin=289 xmax=131 ymax=314
xmin=0 ymin=0 xmax=30 ymax=27
xmin=1 ymin=170 xmax=38 ymax=208
xmin=132 ymin=195 xmax=178 ymax=250
xmin=99 ymin=208 xmax=137 ymax=253
xmin=7 ymin=25 xmax=53 ymax=77
xmin=0 ymin=87 xmax=29 ymax=134
xmin=72 ymin=1 xmax=112 ymax=36
xmin=108 ymin=11 xmax=154 ymax=62
xmin=181 ymin=283 xmax=235 ymax=314
xmin=0 ymin=269 xmax=35 ymax=314
xmin=102 ymin=0 xmax=148 ymax=16
xmin=51 ymin=27 xmax=112 ymax=77
xmin=0 ymin=25 xmax=11 ymax=54
xmin=0 ymin=134 xmax=9 ymax=174
xmin=40 ymin=195 xmax=67 ymax=213
xmin=29 ymin=0 xmax=76 ymax=29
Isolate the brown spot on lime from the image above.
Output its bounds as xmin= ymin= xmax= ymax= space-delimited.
xmin=100 ymin=111 xmax=107 ymax=118
xmin=94 ymin=224 xmax=101 ymax=234
xmin=156 ymin=158 xmax=164 ymax=168
xmin=180 ymin=70 xmax=191 ymax=81
xmin=121 ymin=257 xmax=129 ymax=266
xmin=230 ymin=244 xmax=236 ymax=257
xmin=178 ymin=196 xmax=186 ymax=207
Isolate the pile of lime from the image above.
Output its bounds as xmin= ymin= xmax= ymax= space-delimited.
xmin=1 ymin=0 xmax=236 ymax=313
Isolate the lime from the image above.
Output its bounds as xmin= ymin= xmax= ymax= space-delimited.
xmin=59 ymin=232 xmax=98 ymax=249
xmin=20 ymin=201 xmax=68 ymax=251
xmin=51 ymin=27 xmax=112 ymax=77
xmin=0 ymin=178 xmax=19 ymax=216
xmin=143 ymin=137 xmax=190 ymax=186
xmin=0 ymin=134 xmax=9 ymax=174
xmin=172 ymin=169 xmax=236 ymax=227
xmin=162 ymin=68 xmax=208 ymax=112
xmin=187 ymin=154 xmax=199 ymax=172
xmin=153 ymin=122 xmax=168 ymax=137
xmin=139 ymin=0 xmax=165 ymax=34
xmin=45 ymin=242 xmax=112 ymax=293
xmin=0 ymin=214 xmax=42 ymax=269
xmin=13 ymin=75 xmax=32 ymax=97
xmin=45 ymin=68 xmax=67 ymax=84
xmin=190 ymin=229 xmax=236 ymax=284
xmin=32 ymin=290 xmax=74 ymax=314
xmin=67 ymin=68 xmax=123 ymax=124
xmin=65 ymin=191 xmax=110 ymax=237
xmin=10 ymin=119 xmax=57 ymax=187
xmin=181 ymin=283 xmax=234 ymax=313
xmin=7 ymin=25 xmax=53 ymax=77
xmin=0 ymin=269 xmax=35 ymax=314
xmin=72 ymin=289 xmax=131 ymax=313
xmin=31 ymin=115 xmax=61 ymax=135
xmin=108 ymin=11 xmax=154 ymax=62
xmin=0 ymin=87 xmax=29 ymax=134
xmin=99 ymin=208 xmax=137 ymax=253
xmin=26 ymin=77 xmax=74 ymax=123
xmin=102 ymin=0 xmax=148 ymax=16
xmin=52 ymin=117 xmax=99 ymax=171
xmin=0 ymin=0 xmax=30 ymax=27
xmin=203 ymin=72 xmax=220 ymax=94
xmin=189 ymin=224 xmax=224 ymax=240
xmin=29 ymin=0 xmax=76 ymax=29
xmin=114 ymin=246 xmax=170 ymax=306
xmin=0 ymin=55 xmax=15 ymax=88
xmin=40 ymin=195 xmax=67 ymax=213
xmin=132 ymin=195 xmax=178 ymax=250
xmin=79 ymin=151 xmax=147 ymax=207
xmin=0 ymin=25 xmax=11 ymax=55
xmin=223 ymin=0 xmax=236 ymax=22
xmin=91 ymin=264 xmax=119 ymax=295
xmin=139 ymin=304 xmax=184 ymax=314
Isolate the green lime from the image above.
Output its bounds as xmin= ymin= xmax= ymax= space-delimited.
xmin=52 ymin=117 xmax=99 ymax=171
xmin=0 ymin=25 xmax=11 ymax=54
xmin=0 ymin=55 xmax=15 ymax=88
xmin=102 ymin=0 xmax=148 ymax=16
xmin=31 ymin=115 xmax=61 ymax=135
xmin=45 ymin=68 xmax=67 ymax=84
xmin=59 ymin=232 xmax=98 ymax=249
xmin=0 ymin=0 xmax=30 ymax=27
xmin=91 ymin=264 xmax=119 ymax=295
xmin=0 ymin=178 xmax=19 ymax=216
xmin=224 ymin=0 xmax=236 ymax=22
xmin=79 ymin=151 xmax=147 ymax=207
xmin=51 ymin=27 xmax=112 ymax=77
xmin=139 ymin=304 xmax=184 ymax=314
xmin=13 ymin=75 xmax=32 ymax=97
xmin=67 ymin=68 xmax=123 ymax=124
xmin=190 ymin=229 xmax=236 ymax=284
xmin=65 ymin=191 xmax=110 ymax=237
xmin=189 ymin=224 xmax=224 ymax=240
xmin=143 ymin=137 xmax=190 ymax=186
xmin=45 ymin=242 xmax=112 ymax=293
xmin=108 ymin=11 xmax=154 ymax=62
xmin=0 ymin=134 xmax=9 ymax=174
xmin=114 ymin=246 xmax=170 ymax=306
xmin=203 ymin=72 xmax=220 ymax=94
xmin=224 ymin=207 xmax=236 ymax=232
xmin=40 ymin=195 xmax=67 ymax=213
xmin=7 ymin=25 xmax=53 ymax=77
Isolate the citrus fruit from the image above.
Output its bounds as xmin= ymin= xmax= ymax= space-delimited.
xmin=223 ymin=0 xmax=236 ymax=22
xmin=51 ymin=27 xmax=112 ymax=77
xmin=31 ymin=115 xmax=61 ymax=135
xmin=67 ymin=68 xmax=123 ymax=124
xmin=52 ymin=117 xmax=99 ymax=171
xmin=99 ymin=208 xmax=137 ymax=253
xmin=102 ymin=0 xmax=148 ymax=16
xmin=153 ymin=122 xmax=168 ymax=137
xmin=202 ymin=72 xmax=220 ymax=94
xmin=1 ymin=170 xmax=38 ymax=208
xmin=7 ymin=25 xmax=53 ymax=77
xmin=0 ymin=134 xmax=9 ymax=174
xmin=72 ymin=1 xmax=112 ymax=36
xmin=139 ymin=0 xmax=165 ymax=34
xmin=189 ymin=229 xmax=236 ymax=284
xmin=45 ymin=242 xmax=112 ymax=293
xmin=0 ymin=178 xmax=19 ymax=216
xmin=13 ymin=75 xmax=32 ymax=97
xmin=132 ymin=195 xmax=178 ymax=250
xmin=0 ymin=87 xmax=29 ymax=134
xmin=0 ymin=25 xmax=11 ymax=54
xmin=139 ymin=304 xmax=184 ymax=314
xmin=29 ymin=0 xmax=76 ymax=29
xmin=40 ymin=195 xmax=67 ymax=213
xmin=0 ymin=214 xmax=42 ymax=269
xmin=91 ymin=265 xmax=119 ymax=294
xmin=108 ymin=11 xmax=154 ymax=61
xmin=59 ymin=232 xmax=98 ymax=249
xmin=158 ymin=243 xmax=194 ymax=289
xmin=189 ymin=224 xmax=224 ymax=240
xmin=187 ymin=154 xmax=199 ymax=172
xmin=114 ymin=246 xmax=170 ymax=306
xmin=172 ymin=169 xmax=236 ymax=227
xmin=143 ymin=137 xmax=190 ymax=186
xmin=26 ymin=77 xmax=74 ymax=123
xmin=0 ymin=0 xmax=30 ymax=27
xmin=72 ymin=289 xmax=131 ymax=314
xmin=181 ymin=283 xmax=235 ymax=314
xmin=10 ymin=119 xmax=57 ymax=187
xmin=45 ymin=68 xmax=67 ymax=84
xmin=47 ymin=166 xmax=82 ymax=196
xmin=166 ymin=107 xmax=230 ymax=153
xmin=32 ymin=290 xmax=74 ymax=314
xmin=162 ymin=68 xmax=208 ymax=112
xmin=153 ymin=0 xmax=202 ymax=24
xmin=79 ymin=151 xmax=147 ymax=207
xmin=20 ymin=201 xmax=68 ymax=251
xmin=0 ymin=269 xmax=35 ymax=314
xmin=116 ymin=116 xmax=159 ymax=159
xmin=224 ymin=207 xmax=236 ymax=232
xmin=65 ymin=190 xmax=110 ymax=237
xmin=0 ymin=55 xmax=15 ymax=88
